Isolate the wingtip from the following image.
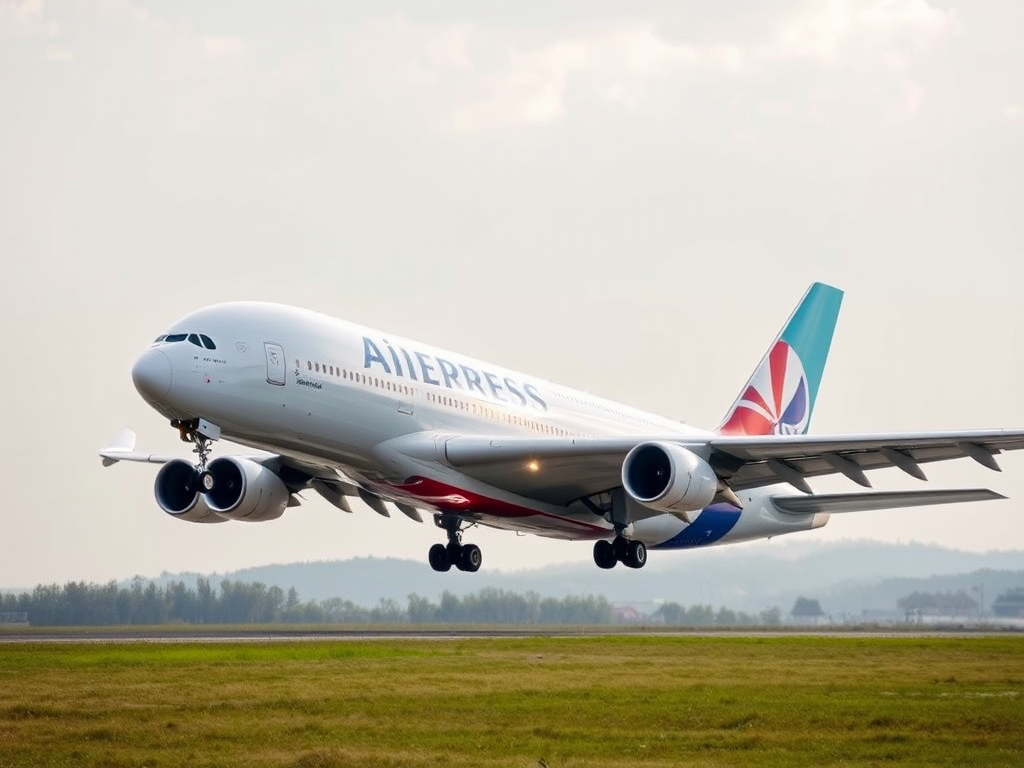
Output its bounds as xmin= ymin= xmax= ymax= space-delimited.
xmin=98 ymin=428 xmax=138 ymax=466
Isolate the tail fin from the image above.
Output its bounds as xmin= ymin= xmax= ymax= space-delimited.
xmin=718 ymin=282 xmax=843 ymax=436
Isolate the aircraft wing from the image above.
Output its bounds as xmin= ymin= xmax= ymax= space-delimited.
xmin=771 ymin=488 xmax=1006 ymax=514
xmin=98 ymin=428 xmax=420 ymax=519
xmin=99 ymin=429 xmax=179 ymax=466
xmin=441 ymin=428 xmax=1024 ymax=504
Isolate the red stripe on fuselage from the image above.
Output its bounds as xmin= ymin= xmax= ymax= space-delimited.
xmin=382 ymin=476 xmax=607 ymax=533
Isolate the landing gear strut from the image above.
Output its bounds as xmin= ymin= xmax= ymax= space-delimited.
xmin=593 ymin=536 xmax=647 ymax=570
xmin=428 ymin=514 xmax=482 ymax=573
xmin=171 ymin=418 xmax=220 ymax=490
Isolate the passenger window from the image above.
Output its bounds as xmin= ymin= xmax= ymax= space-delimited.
xmin=315 ymin=363 xmax=320 ymax=372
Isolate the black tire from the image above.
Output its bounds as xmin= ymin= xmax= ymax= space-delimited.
xmin=458 ymin=543 xmax=482 ymax=573
xmin=612 ymin=536 xmax=628 ymax=562
xmin=624 ymin=540 xmax=647 ymax=569
xmin=428 ymin=543 xmax=451 ymax=572
xmin=593 ymin=540 xmax=616 ymax=569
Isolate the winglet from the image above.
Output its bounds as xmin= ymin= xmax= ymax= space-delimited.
xmin=99 ymin=428 xmax=138 ymax=466
xmin=719 ymin=282 xmax=843 ymax=436
xmin=98 ymin=429 xmax=176 ymax=465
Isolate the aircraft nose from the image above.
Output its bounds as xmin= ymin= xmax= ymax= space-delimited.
xmin=132 ymin=347 xmax=173 ymax=404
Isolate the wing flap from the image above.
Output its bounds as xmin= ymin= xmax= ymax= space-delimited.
xmin=772 ymin=488 xmax=1006 ymax=515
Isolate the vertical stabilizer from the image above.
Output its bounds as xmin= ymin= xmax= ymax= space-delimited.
xmin=718 ymin=282 xmax=843 ymax=436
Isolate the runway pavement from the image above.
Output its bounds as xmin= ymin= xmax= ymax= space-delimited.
xmin=2 ymin=627 xmax=1019 ymax=643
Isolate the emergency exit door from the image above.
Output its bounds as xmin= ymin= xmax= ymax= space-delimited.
xmin=265 ymin=342 xmax=286 ymax=386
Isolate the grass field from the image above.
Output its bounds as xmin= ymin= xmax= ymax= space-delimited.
xmin=1 ymin=634 xmax=1022 ymax=767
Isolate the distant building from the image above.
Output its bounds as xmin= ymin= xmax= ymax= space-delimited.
xmin=790 ymin=597 xmax=826 ymax=625
xmin=897 ymin=590 xmax=978 ymax=620
xmin=0 ymin=612 xmax=29 ymax=626
xmin=992 ymin=588 xmax=1024 ymax=618
xmin=613 ymin=605 xmax=644 ymax=623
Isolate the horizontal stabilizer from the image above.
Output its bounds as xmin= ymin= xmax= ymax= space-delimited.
xmin=773 ymin=488 xmax=1005 ymax=515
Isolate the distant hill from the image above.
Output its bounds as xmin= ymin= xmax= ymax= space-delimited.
xmin=127 ymin=540 xmax=1024 ymax=616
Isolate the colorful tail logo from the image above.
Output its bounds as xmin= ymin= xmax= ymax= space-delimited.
xmin=719 ymin=340 xmax=809 ymax=435
xmin=718 ymin=282 xmax=843 ymax=436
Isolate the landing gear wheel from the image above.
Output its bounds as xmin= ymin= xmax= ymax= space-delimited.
xmin=623 ymin=540 xmax=647 ymax=569
xmin=447 ymin=541 xmax=462 ymax=559
xmin=458 ymin=544 xmax=482 ymax=573
xmin=428 ymin=543 xmax=452 ymax=572
xmin=430 ymin=514 xmax=483 ymax=573
xmin=198 ymin=471 xmax=215 ymax=493
xmin=593 ymin=540 xmax=617 ymax=569
xmin=612 ymin=536 xmax=628 ymax=562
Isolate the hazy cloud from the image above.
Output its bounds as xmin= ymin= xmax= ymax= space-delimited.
xmin=773 ymin=0 xmax=958 ymax=64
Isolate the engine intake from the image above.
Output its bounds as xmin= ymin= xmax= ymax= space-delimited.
xmin=203 ymin=457 xmax=288 ymax=522
xmin=622 ymin=442 xmax=718 ymax=515
xmin=154 ymin=459 xmax=226 ymax=523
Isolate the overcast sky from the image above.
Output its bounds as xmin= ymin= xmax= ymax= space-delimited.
xmin=2 ymin=0 xmax=1022 ymax=587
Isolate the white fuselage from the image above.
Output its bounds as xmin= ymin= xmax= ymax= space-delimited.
xmin=132 ymin=302 xmax=824 ymax=549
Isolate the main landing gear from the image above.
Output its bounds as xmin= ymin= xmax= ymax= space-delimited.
xmin=428 ymin=514 xmax=482 ymax=573
xmin=593 ymin=536 xmax=647 ymax=570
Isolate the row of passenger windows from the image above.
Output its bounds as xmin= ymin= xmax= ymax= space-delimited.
xmin=423 ymin=391 xmax=572 ymax=436
xmin=300 ymin=359 xmax=413 ymax=395
xmin=155 ymin=333 xmax=217 ymax=350
xmin=299 ymin=359 xmax=572 ymax=436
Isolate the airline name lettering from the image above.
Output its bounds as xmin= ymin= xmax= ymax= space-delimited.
xmin=362 ymin=337 xmax=548 ymax=410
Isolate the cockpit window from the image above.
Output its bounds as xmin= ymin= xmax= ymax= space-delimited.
xmin=157 ymin=332 xmax=216 ymax=347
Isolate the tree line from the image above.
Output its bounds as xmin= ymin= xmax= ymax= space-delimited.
xmin=0 ymin=579 xmax=790 ymax=626
xmin=0 ymin=580 xmax=617 ymax=626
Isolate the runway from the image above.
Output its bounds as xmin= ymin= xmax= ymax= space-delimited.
xmin=2 ymin=627 xmax=1019 ymax=643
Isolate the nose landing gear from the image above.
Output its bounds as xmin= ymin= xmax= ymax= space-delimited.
xmin=171 ymin=418 xmax=221 ymax=490
xmin=429 ymin=514 xmax=482 ymax=573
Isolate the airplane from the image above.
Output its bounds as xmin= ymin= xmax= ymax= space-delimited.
xmin=101 ymin=282 xmax=1024 ymax=572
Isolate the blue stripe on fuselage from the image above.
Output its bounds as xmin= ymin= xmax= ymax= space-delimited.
xmin=650 ymin=504 xmax=742 ymax=550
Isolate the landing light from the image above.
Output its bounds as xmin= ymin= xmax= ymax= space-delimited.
xmin=527 ymin=460 xmax=540 ymax=473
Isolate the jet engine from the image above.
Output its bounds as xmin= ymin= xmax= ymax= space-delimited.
xmin=202 ymin=457 xmax=289 ymax=522
xmin=621 ymin=441 xmax=718 ymax=515
xmin=154 ymin=459 xmax=227 ymax=523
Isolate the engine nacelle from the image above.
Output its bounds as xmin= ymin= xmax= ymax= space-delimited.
xmin=621 ymin=441 xmax=718 ymax=516
xmin=204 ymin=457 xmax=288 ymax=522
xmin=154 ymin=459 xmax=227 ymax=524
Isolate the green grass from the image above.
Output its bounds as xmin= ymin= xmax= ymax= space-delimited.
xmin=1 ymin=635 xmax=1022 ymax=767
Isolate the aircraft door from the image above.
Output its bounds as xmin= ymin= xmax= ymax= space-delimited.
xmin=264 ymin=342 xmax=286 ymax=386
